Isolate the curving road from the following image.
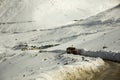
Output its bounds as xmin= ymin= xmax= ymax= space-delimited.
xmin=98 ymin=61 xmax=120 ymax=80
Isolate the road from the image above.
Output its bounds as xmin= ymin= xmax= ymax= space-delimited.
xmin=98 ymin=61 xmax=120 ymax=80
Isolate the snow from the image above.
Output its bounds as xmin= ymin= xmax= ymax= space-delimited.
xmin=0 ymin=0 xmax=120 ymax=80
xmin=0 ymin=0 xmax=120 ymax=32
xmin=0 ymin=51 xmax=107 ymax=80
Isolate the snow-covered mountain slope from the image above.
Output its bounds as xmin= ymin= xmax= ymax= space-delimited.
xmin=77 ymin=4 xmax=120 ymax=26
xmin=0 ymin=1 xmax=120 ymax=80
xmin=0 ymin=0 xmax=120 ymax=32
xmin=30 ymin=4 xmax=120 ymax=52
xmin=0 ymin=4 xmax=120 ymax=52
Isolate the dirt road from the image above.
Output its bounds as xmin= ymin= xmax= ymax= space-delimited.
xmin=99 ymin=61 xmax=120 ymax=80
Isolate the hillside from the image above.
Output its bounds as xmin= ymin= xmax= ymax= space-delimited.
xmin=77 ymin=4 xmax=120 ymax=26
xmin=0 ymin=0 xmax=119 ymax=32
xmin=0 ymin=1 xmax=120 ymax=80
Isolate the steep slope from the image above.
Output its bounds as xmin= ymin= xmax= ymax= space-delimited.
xmin=42 ymin=4 xmax=120 ymax=52
xmin=0 ymin=2 xmax=120 ymax=80
xmin=0 ymin=4 xmax=120 ymax=51
xmin=77 ymin=4 xmax=120 ymax=26
xmin=0 ymin=0 xmax=120 ymax=32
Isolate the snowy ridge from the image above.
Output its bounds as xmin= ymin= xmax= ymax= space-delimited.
xmin=36 ymin=58 xmax=107 ymax=80
xmin=78 ymin=3 xmax=120 ymax=26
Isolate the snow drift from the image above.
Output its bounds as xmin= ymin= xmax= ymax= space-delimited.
xmin=81 ymin=50 xmax=120 ymax=62
xmin=36 ymin=56 xmax=107 ymax=80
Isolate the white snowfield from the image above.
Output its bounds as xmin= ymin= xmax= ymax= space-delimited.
xmin=0 ymin=0 xmax=120 ymax=80
xmin=0 ymin=0 xmax=120 ymax=31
